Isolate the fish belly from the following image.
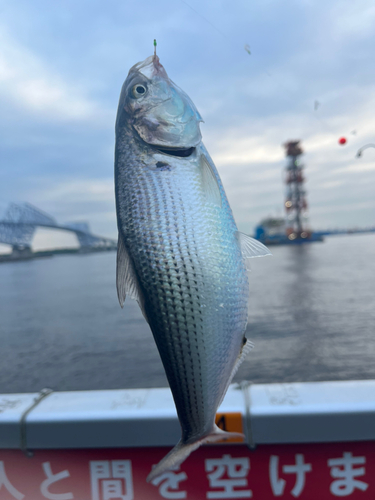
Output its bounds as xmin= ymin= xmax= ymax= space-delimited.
xmin=117 ymin=152 xmax=249 ymax=442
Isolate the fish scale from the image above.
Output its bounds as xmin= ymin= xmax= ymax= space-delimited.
xmin=114 ymin=54 xmax=270 ymax=481
xmin=122 ymin=151 xmax=246 ymax=416
xmin=132 ymin=168 xmax=208 ymax=415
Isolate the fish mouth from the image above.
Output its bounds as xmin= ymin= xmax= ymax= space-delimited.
xmin=151 ymin=144 xmax=196 ymax=158
xmin=138 ymin=134 xmax=196 ymax=157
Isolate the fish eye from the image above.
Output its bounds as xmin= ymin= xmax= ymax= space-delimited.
xmin=131 ymin=84 xmax=147 ymax=98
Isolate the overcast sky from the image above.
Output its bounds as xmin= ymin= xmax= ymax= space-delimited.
xmin=1 ymin=0 xmax=375 ymax=248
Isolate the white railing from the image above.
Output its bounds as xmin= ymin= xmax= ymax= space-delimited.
xmin=1 ymin=380 xmax=375 ymax=451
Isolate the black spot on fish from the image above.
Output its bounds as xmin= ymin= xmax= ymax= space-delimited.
xmin=156 ymin=161 xmax=171 ymax=171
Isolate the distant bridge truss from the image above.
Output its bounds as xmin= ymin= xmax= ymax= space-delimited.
xmin=0 ymin=203 xmax=116 ymax=251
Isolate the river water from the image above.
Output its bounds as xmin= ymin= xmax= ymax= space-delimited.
xmin=0 ymin=233 xmax=374 ymax=394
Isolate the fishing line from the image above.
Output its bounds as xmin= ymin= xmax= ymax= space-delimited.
xmin=176 ymin=0 xmax=297 ymax=108
xmin=175 ymin=0 xmax=350 ymax=144
xmin=177 ymin=0 xmax=294 ymax=107
xmin=178 ymin=0 xmax=227 ymax=38
xmin=312 ymin=110 xmax=337 ymax=135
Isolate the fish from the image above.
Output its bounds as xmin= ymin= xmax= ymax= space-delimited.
xmin=114 ymin=54 xmax=271 ymax=482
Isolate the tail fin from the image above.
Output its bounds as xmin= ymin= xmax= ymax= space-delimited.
xmin=147 ymin=425 xmax=244 ymax=482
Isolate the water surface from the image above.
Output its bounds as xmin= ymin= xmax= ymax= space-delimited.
xmin=0 ymin=234 xmax=374 ymax=393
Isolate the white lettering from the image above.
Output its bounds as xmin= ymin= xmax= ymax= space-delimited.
xmin=89 ymin=460 xmax=133 ymax=500
xmin=328 ymin=452 xmax=368 ymax=497
xmin=205 ymin=454 xmax=252 ymax=499
xmin=40 ymin=462 xmax=73 ymax=500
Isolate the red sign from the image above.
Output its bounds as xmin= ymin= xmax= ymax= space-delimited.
xmin=0 ymin=441 xmax=374 ymax=499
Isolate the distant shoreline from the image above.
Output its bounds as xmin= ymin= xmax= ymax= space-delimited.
xmin=0 ymin=246 xmax=116 ymax=263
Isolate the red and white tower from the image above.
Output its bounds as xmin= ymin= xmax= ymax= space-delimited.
xmin=283 ymin=141 xmax=310 ymax=240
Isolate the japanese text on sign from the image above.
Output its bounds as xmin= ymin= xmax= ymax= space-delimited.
xmin=0 ymin=442 xmax=373 ymax=499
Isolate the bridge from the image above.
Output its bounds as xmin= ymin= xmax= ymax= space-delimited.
xmin=0 ymin=203 xmax=117 ymax=252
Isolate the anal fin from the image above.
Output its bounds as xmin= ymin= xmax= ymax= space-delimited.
xmin=218 ymin=337 xmax=254 ymax=407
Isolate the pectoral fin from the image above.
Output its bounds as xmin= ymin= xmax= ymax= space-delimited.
xmin=236 ymin=231 xmax=272 ymax=259
xmin=116 ymin=233 xmax=147 ymax=320
xmin=200 ymin=155 xmax=222 ymax=207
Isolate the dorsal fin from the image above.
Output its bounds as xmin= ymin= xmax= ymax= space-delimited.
xmin=200 ymin=155 xmax=222 ymax=207
xmin=116 ymin=233 xmax=148 ymax=321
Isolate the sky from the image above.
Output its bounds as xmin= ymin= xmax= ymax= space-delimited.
xmin=1 ymin=0 xmax=375 ymax=249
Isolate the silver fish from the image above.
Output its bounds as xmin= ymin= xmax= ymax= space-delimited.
xmin=114 ymin=54 xmax=270 ymax=481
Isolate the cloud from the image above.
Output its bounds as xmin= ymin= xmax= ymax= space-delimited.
xmin=0 ymin=27 xmax=111 ymax=124
xmin=199 ymin=83 xmax=375 ymax=232
xmin=0 ymin=0 xmax=375 ymax=239
xmin=39 ymin=178 xmax=114 ymax=203
xmin=330 ymin=0 xmax=375 ymax=40
xmin=25 ymin=177 xmax=117 ymax=238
